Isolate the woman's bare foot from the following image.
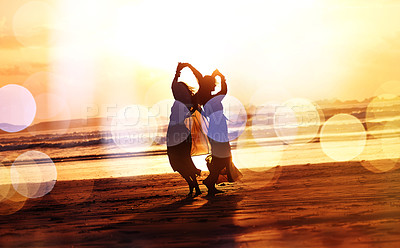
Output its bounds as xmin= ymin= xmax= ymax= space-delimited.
xmin=194 ymin=190 xmax=202 ymax=197
xmin=207 ymin=188 xmax=224 ymax=196
xmin=203 ymin=177 xmax=223 ymax=196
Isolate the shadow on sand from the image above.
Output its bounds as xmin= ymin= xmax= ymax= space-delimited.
xmin=98 ymin=193 xmax=244 ymax=247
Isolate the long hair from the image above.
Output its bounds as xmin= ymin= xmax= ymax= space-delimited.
xmin=177 ymin=81 xmax=195 ymax=96
xmin=172 ymin=81 xmax=196 ymax=112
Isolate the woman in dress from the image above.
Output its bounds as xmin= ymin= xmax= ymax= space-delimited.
xmin=166 ymin=63 xmax=201 ymax=197
xmin=181 ymin=63 xmax=233 ymax=195
xmin=197 ymin=69 xmax=232 ymax=195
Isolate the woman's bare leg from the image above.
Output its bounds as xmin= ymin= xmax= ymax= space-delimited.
xmin=204 ymin=156 xmax=231 ymax=195
xmin=182 ymin=175 xmax=194 ymax=196
xmin=190 ymin=174 xmax=201 ymax=196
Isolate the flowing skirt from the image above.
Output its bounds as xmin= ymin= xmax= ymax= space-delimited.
xmin=167 ymin=134 xmax=199 ymax=177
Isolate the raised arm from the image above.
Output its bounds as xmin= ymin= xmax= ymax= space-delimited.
xmin=218 ymin=74 xmax=227 ymax=96
xmin=186 ymin=63 xmax=203 ymax=83
xmin=172 ymin=63 xmax=183 ymax=86
xmin=212 ymin=69 xmax=227 ymax=96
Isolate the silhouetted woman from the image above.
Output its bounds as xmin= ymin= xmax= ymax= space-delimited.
xmin=183 ymin=63 xmax=232 ymax=195
xmin=167 ymin=63 xmax=201 ymax=197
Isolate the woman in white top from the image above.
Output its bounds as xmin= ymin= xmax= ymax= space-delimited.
xmin=181 ymin=63 xmax=231 ymax=195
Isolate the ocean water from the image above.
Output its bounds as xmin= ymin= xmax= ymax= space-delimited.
xmin=1 ymin=102 xmax=399 ymax=183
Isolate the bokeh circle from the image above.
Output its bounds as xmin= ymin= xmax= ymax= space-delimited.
xmin=0 ymin=84 xmax=36 ymax=132
xmin=273 ymin=98 xmax=323 ymax=145
xmin=366 ymin=94 xmax=400 ymax=135
xmin=362 ymin=122 xmax=400 ymax=173
xmin=11 ymin=151 xmax=57 ymax=198
xmin=320 ymin=114 xmax=366 ymax=162
xmin=12 ymin=1 xmax=55 ymax=47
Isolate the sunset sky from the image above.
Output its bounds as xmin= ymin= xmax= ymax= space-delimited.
xmin=1 ymin=0 xmax=400 ymax=122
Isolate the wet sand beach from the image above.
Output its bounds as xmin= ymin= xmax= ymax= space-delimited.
xmin=1 ymin=160 xmax=399 ymax=247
